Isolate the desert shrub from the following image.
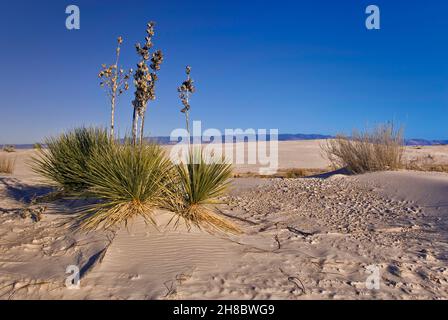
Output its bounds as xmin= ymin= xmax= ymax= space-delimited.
xmin=0 ymin=154 xmax=15 ymax=174
xmin=2 ymin=145 xmax=15 ymax=153
xmin=164 ymin=147 xmax=240 ymax=233
xmin=33 ymin=143 xmax=43 ymax=150
xmin=74 ymin=143 xmax=173 ymax=230
xmin=32 ymin=127 xmax=111 ymax=191
xmin=322 ymin=124 xmax=404 ymax=174
xmin=406 ymin=154 xmax=448 ymax=173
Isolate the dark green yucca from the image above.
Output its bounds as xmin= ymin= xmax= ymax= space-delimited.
xmin=32 ymin=127 xmax=111 ymax=191
xmin=165 ymin=147 xmax=240 ymax=233
xmin=75 ymin=143 xmax=173 ymax=230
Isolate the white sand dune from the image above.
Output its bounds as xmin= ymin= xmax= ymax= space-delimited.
xmin=1 ymin=141 xmax=448 ymax=299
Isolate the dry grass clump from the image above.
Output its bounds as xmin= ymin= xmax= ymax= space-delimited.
xmin=409 ymin=163 xmax=448 ymax=173
xmin=322 ymin=124 xmax=404 ymax=174
xmin=406 ymin=154 xmax=448 ymax=173
xmin=164 ymin=148 xmax=240 ymax=234
xmin=0 ymin=154 xmax=15 ymax=174
xmin=2 ymin=145 xmax=15 ymax=153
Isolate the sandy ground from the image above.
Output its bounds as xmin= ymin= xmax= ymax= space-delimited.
xmin=0 ymin=141 xmax=448 ymax=299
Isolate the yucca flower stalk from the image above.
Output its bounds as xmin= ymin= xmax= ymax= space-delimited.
xmin=132 ymin=21 xmax=163 ymax=145
xmin=178 ymin=66 xmax=195 ymax=135
xmin=164 ymin=67 xmax=239 ymax=233
xmin=98 ymin=36 xmax=132 ymax=140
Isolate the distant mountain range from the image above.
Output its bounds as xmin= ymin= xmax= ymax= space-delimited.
xmin=4 ymin=134 xmax=447 ymax=149
xmin=144 ymin=134 xmax=447 ymax=146
xmin=405 ymin=139 xmax=448 ymax=146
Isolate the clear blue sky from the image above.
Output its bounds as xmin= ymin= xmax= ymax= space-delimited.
xmin=0 ymin=0 xmax=447 ymax=143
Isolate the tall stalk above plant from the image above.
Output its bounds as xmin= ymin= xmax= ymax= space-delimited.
xmin=178 ymin=66 xmax=195 ymax=135
xmin=98 ymin=36 xmax=132 ymax=140
xmin=132 ymin=21 xmax=163 ymax=145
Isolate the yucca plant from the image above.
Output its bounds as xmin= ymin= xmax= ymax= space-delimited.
xmin=165 ymin=148 xmax=238 ymax=233
xmin=74 ymin=143 xmax=173 ymax=230
xmin=164 ymin=67 xmax=239 ymax=233
xmin=32 ymin=127 xmax=111 ymax=191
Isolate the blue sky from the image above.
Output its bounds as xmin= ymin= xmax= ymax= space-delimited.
xmin=0 ymin=0 xmax=447 ymax=143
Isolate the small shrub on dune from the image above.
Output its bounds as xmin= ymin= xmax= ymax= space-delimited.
xmin=2 ymin=145 xmax=15 ymax=153
xmin=32 ymin=127 xmax=111 ymax=191
xmin=74 ymin=143 xmax=173 ymax=230
xmin=33 ymin=143 xmax=43 ymax=150
xmin=322 ymin=123 xmax=404 ymax=174
xmin=0 ymin=154 xmax=15 ymax=174
xmin=164 ymin=148 xmax=240 ymax=234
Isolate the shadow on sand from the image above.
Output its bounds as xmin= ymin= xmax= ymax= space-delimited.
xmin=307 ymin=167 xmax=351 ymax=179
xmin=0 ymin=177 xmax=55 ymax=203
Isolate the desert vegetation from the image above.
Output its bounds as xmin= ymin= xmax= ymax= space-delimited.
xmin=2 ymin=145 xmax=15 ymax=153
xmin=32 ymin=127 xmax=111 ymax=192
xmin=31 ymin=22 xmax=234 ymax=232
xmin=74 ymin=142 xmax=173 ymax=230
xmin=406 ymin=154 xmax=448 ymax=173
xmin=165 ymin=146 xmax=238 ymax=233
xmin=322 ymin=123 xmax=404 ymax=174
xmin=98 ymin=36 xmax=132 ymax=139
xmin=163 ymin=66 xmax=238 ymax=233
xmin=131 ymin=21 xmax=163 ymax=145
xmin=33 ymin=143 xmax=42 ymax=150
xmin=0 ymin=153 xmax=15 ymax=174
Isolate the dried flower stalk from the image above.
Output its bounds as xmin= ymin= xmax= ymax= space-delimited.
xmin=178 ymin=66 xmax=195 ymax=135
xmin=98 ymin=36 xmax=132 ymax=139
xmin=132 ymin=22 xmax=163 ymax=145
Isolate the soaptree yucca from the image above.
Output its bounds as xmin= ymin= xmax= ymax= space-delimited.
xmin=75 ymin=143 xmax=173 ymax=230
xmin=32 ymin=127 xmax=111 ymax=191
xmin=165 ymin=148 xmax=238 ymax=233
xmin=164 ymin=67 xmax=239 ymax=233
